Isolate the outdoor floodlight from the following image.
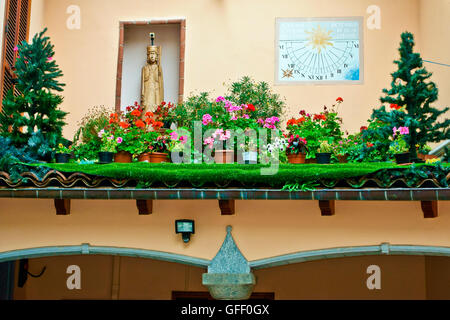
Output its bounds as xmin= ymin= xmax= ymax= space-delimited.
xmin=175 ymin=219 xmax=195 ymax=243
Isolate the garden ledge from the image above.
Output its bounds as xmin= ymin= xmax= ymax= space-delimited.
xmin=0 ymin=187 xmax=447 ymax=218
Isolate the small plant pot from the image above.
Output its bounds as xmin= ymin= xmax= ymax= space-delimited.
xmin=55 ymin=153 xmax=71 ymax=163
xmin=98 ymin=152 xmax=114 ymax=163
xmin=316 ymin=153 xmax=332 ymax=164
xmin=114 ymin=151 xmax=132 ymax=163
xmin=137 ymin=153 xmax=152 ymax=162
xmin=243 ymin=151 xmax=258 ymax=164
xmin=287 ymin=153 xmax=306 ymax=164
xmin=337 ymin=154 xmax=349 ymax=163
xmin=305 ymin=158 xmax=317 ymax=164
xmin=214 ymin=150 xmax=234 ymax=164
xmin=394 ymin=152 xmax=411 ymax=164
xmin=149 ymin=152 xmax=169 ymax=163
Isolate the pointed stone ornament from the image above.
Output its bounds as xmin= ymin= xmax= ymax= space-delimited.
xmin=202 ymin=226 xmax=255 ymax=300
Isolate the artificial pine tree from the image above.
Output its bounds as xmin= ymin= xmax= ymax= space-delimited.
xmin=364 ymin=32 xmax=449 ymax=161
xmin=0 ymin=28 xmax=67 ymax=160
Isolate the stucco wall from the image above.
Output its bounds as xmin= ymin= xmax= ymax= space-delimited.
xmin=0 ymin=0 xmax=5 ymax=65
xmin=12 ymin=254 xmax=450 ymax=300
xmin=35 ymin=0 xmax=436 ymax=140
xmin=0 ymin=199 xmax=449 ymax=261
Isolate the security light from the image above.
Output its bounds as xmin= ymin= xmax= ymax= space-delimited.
xmin=175 ymin=219 xmax=195 ymax=243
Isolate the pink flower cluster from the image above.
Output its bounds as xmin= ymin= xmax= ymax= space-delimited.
xmin=203 ymin=129 xmax=231 ymax=149
xmin=216 ymin=96 xmax=243 ymax=113
xmin=393 ymin=126 xmax=409 ymax=136
xmin=202 ymin=114 xmax=213 ymax=125
xmin=263 ymin=116 xmax=280 ymax=129
xmin=170 ymin=131 xmax=188 ymax=144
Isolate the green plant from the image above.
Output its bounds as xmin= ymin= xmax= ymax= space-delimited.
xmin=369 ymin=32 xmax=449 ymax=161
xmin=56 ymin=143 xmax=72 ymax=154
xmin=0 ymin=28 xmax=67 ymax=161
xmin=317 ymin=141 xmax=333 ymax=153
xmin=389 ymin=134 xmax=409 ymax=154
xmin=98 ymin=129 xmax=118 ymax=153
xmin=225 ymin=76 xmax=286 ymax=121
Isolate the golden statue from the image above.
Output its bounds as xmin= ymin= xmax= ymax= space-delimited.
xmin=141 ymin=33 xmax=164 ymax=113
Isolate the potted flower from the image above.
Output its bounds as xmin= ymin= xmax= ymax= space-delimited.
xmin=203 ymin=129 xmax=234 ymax=164
xmin=263 ymin=136 xmax=288 ymax=164
xmin=167 ymin=129 xmax=190 ymax=162
xmin=389 ymin=126 xmax=410 ymax=164
xmin=238 ymin=130 xmax=258 ymax=164
xmin=286 ymin=135 xmax=308 ymax=164
xmin=316 ymin=141 xmax=333 ymax=164
xmin=154 ymin=101 xmax=176 ymax=129
xmin=55 ymin=143 xmax=72 ymax=163
xmin=97 ymin=129 xmax=117 ymax=163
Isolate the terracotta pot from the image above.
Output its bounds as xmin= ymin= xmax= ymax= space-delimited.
xmin=337 ymin=154 xmax=349 ymax=163
xmin=214 ymin=150 xmax=234 ymax=164
xmin=149 ymin=152 xmax=169 ymax=163
xmin=114 ymin=150 xmax=132 ymax=163
xmin=287 ymin=153 xmax=306 ymax=164
xmin=418 ymin=153 xmax=437 ymax=161
xmin=137 ymin=153 xmax=152 ymax=162
xmin=305 ymin=158 xmax=317 ymax=164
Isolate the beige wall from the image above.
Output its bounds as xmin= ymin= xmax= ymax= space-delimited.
xmin=419 ymin=0 xmax=450 ymax=125
xmin=29 ymin=0 xmax=45 ymax=38
xmin=0 ymin=199 xmax=449 ymax=262
xmin=13 ymin=254 xmax=450 ymax=300
xmin=34 ymin=0 xmax=440 ymax=140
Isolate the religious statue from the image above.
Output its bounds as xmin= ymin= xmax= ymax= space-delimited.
xmin=141 ymin=33 xmax=164 ymax=113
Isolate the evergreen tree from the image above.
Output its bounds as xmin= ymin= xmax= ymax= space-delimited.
xmin=364 ymin=32 xmax=449 ymax=161
xmin=0 ymin=28 xmax=67 ymax=160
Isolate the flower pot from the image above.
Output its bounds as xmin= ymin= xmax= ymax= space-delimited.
xmin=394 ymin=152 xmax=411 ymax=164
xmin=316 ymin=153 xmax=332 ymax=164
xmin=98 ymin=152 xmax=114 ymax=163
xmin=114 ymin=151 xmax=132 ymax=163
xmin=418 ymin=153 xmax=437 ymax=161
xmin=337 ymin=154 xmax=349 ymax=163
xmin=287 ymin=153 xmax=306 ymax=164
xmin=137 ymin=153 xmax=152 ymax=162
xmin=214 ymin=150 xmax=234 ymax=164
xmin=305 ymin=158 xmax=317 ymax=164
xmin=149 ymin=152 xmax=169 ymax=163
xmin=55 ymin=153 xmax=71 ymax=163
xmin=243 ymin=151 xmax=258 ymax=164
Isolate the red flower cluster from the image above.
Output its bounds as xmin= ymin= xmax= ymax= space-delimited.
xmin=390 ymin=103 xmax=401 ymax=110
xmin=109 ymin=113 xmax=119 ymax=124
xmin=286 ymin=117 xmax=306 ymax=127
xmin=246 ymin=104 xmax=256 ymax=112
xmin=313 ymin=114 xmax=326 ymax=121
xmin=336 ymin=97 xmax=344 ymax=103
xmin=360 ymin=126 xmax=368 ymax=132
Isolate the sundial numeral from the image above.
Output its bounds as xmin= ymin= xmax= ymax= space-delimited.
xmin=294 ymin=70 xmax=300 ymax=74
xmin=337 ymin=69 xmax=342 ymax=74
xmin=288 ymin=64 xmax=295 ymax=68
xmin=282 ymin=54 xmax=288 ymax=59
xmin=308 ymin=75 xmax=314 ymax=80
xmin=316 ymin=76 xmax=323 ymax=80
xmin=344 ymin=64 xmax=348 ymax=68
xmin=354 ymin=43 xmax=359 ymax=48
xmin=349 ymin=54 xmax=353 ymax=58
xmin=279 ymin=45 xmax=284 ymax=49
xmin=301 ymin=73 xmax=305 ymax=78
xmin=330 ymin=73 xmax=334 ymax=77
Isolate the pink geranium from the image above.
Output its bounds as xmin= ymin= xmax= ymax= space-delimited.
xmin=116 ymin=137 xmax=123 ymax=144
xmin=202 ymin=114 xmax=212 ymax=125
xmin=170 ymin=131 xmax=178 ymax=140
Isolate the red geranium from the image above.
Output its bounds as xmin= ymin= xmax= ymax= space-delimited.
xmin=313 ymin=114 xmax=326 ymax=121
xmin=131 ymin=109 xmax=141 ymax=117
xmin=390 ymin=103 xmax=401 ymax=110
xmin=135 ymin=120 xmax=145 ymax=128
xmin=366 ymin=142 xmax=374 ymax=148
xmin=336 ymin=97 xmax=344 ymax=103
xmin=360 ymin=126 xmax=368 ymax=132
xmin=246 ymin=104 xmax=256 ymax=112
xmin=119 ymin=121 xmax=129 ymax=129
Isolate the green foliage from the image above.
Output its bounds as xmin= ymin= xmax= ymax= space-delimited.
xmin=0 ymin=136 xmax=50 ymax=182
xmin=388 ymin=134 xmax=409 ymax=154
xmin=72 ymin=106 xmax=112 ymax=160
xmin=0 ymin=28 xmax=67 ymax=159
xmin=281 ymin=182 xmax=320 ymax=192
xmin=367 ymin=32 xmax=449 ymax=161
xmin=317 ymin=141 xmax=333 ymax=153
xmin=225 ymin=76 xmax=286 ymax=120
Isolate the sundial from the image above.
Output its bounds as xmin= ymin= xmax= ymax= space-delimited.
xmin=276 ymin=17 xmax=363 ymax=84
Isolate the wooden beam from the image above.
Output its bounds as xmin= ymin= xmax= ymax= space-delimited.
xmin=219 ymin=200 xmax=235 ymax=215
xmin=319 ymin=200 xmax=335 ymax=216
xmin=421 ymin=200 xmax=438 ymax=218
xmin=136 ymin=200 xmax=152 ymax=215
xmin=54 ymin=199 xmax=70 ymax=215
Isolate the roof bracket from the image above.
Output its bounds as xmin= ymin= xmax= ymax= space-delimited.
xmin=219 ymin=200 xmax=235 ymax=215
xmin=319 ymin=200 xmax=335 ymax=216
xmin=136 ymin=200 xmax=153 ymax=215
xmin=54 ymin=199 xmax=71 ymax=215
xmin=421 ymin=200 xmax=438 ymax=218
